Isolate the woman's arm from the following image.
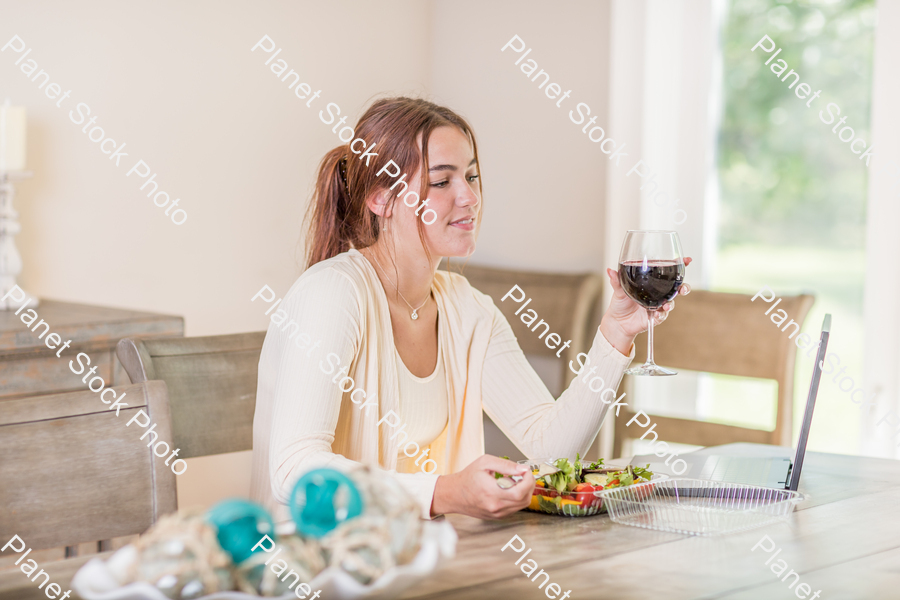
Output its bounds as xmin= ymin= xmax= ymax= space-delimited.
xmin=262 ymin=267 xmax=440 ymax=518
xmin=480 ymin=265 xmax=691 ymax=459
xmin=480 ymin=310 xmax=633 ymax=459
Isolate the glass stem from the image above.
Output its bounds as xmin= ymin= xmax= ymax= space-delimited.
xmin=646 ymin=308 xmax=656 ymax=366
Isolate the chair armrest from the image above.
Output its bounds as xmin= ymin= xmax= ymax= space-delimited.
xmin=116 ymin=337 xmax=154 ymax=383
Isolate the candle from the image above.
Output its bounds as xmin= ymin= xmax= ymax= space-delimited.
xmin=0 ymin=103 xmax=27 ymax=172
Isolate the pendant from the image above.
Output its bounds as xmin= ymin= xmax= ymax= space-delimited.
xmin=411 ymin=310 xmax=419 ymax=320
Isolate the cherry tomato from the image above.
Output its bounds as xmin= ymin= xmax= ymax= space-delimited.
xmin=573 ymin=483 xmax=598 ymax=509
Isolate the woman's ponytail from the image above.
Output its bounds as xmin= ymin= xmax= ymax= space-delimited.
xmin=304 ymin=146 xmax=359 ymax=268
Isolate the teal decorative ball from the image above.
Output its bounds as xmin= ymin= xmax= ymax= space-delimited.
xmin=206 ymin=499 xmax=275 ymax=564
xmin=290 ymin=469 xmax=364 ymax=539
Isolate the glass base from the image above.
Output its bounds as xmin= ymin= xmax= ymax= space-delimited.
xmin=625 ymin=363 xmax=678 ymax=376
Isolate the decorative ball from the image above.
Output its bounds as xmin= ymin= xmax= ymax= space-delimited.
xmin=108 ymin=511 xmax=233 ymax=599
xmin=205 ymin=499 xmax=276 ymax=564
xmin=289 ymin=469 xmax=364 ymax=539
xmin=233 ymin=535 xmax=325 ymax=596
xmin=318 ymin=467 xmax=422 ymax=584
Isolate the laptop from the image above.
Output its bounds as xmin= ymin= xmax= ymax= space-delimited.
xmin=629 ymin=314 xmax=831 ymax=492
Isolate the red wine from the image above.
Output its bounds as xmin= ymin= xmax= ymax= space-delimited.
xmin=618 ymin=260 xmax=684 ymax=309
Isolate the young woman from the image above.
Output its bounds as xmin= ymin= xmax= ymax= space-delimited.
xmin=250 ymin=97 xmax=690 ymax=523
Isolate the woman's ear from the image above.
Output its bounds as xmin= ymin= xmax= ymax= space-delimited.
xmin=365 ymin=190 xmax=393 ymax=219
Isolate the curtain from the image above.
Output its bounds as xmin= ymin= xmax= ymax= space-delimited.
xmin=600 ymin=0 xmax=722 ymax=456
xmin=861 ymin=0 xmax=900 ymax=459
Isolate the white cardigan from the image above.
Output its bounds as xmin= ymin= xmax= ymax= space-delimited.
xmin=250 ymin=249 xmax=634 ymax=521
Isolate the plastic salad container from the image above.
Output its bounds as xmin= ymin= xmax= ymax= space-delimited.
xmin=596 ymin=478 xmax=806 ymax=536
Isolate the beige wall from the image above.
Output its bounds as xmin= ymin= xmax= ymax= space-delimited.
xmin=5 ymin=0 xmax=432 ymax=338
xmin=429 ymin=1 xmax=611 ymax=273
xmin=2 ymin=0 xmax=611 ymax=509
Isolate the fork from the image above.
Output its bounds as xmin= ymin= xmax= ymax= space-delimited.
xmin=496 ymin=462 xmax=560 ymax=489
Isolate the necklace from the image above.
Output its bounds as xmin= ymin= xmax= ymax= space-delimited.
xmin=369 ymin=254 xmax=431 ymax=320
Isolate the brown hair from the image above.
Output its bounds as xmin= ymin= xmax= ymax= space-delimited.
xmin=303 ymin=97 xmax=482 ymax=268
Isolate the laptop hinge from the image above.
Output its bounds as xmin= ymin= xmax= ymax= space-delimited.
xmin=784 ymin=463 xmax=794 ymax=490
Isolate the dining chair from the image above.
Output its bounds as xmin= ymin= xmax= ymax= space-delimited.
xmin=116 ymin=332 xmax=265 ymax=458
xmin=441 ymin=260 xmax=605 ymax=460
xmin=0 ymin=381 xmax=177 ymax=552
xmin=612 ymin=289 xmax=815 ymax=458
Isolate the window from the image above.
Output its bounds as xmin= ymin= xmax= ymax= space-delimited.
xmin=710 ymin=0 xmax=877 ymax=455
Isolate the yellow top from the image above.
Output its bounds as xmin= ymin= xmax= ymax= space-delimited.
xmin=394 ymin=332 xmax=449 ymax=474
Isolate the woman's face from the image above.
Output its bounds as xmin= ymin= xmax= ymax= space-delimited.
xmin=386 ymin=126 xmax=481 ymax=259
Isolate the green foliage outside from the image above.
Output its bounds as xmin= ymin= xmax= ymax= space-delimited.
xmin=718 ymin=0 xmax=876 ymax=249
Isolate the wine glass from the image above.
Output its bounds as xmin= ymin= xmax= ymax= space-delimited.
xmin=618 ymin=230 xmax=685 ymax=376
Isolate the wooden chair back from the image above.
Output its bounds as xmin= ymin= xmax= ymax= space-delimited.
xmin=116 ymin=332 xmax=265 ymax=458
xmin=443 ymin=261 xmax=604 ymax=392
xmin=0 ymin=382 xmax=176 ymax=551
xmin=614 ymin=290 xmax=815 ymax=456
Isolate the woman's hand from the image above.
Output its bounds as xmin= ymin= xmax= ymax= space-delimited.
xmin=430 ymin=455 xmax=534 ymax=520
xmin=599 ymin=257 xmax=692 ymax=356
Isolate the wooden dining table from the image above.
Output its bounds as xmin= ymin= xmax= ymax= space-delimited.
xmin=2 ymin=443 xmax=898 ymax=600
xmin=400 ymin=443 xmax=900 ymax=600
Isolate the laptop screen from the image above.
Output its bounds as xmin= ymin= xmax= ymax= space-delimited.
xmin=788 ymin=314 xmax=831 ymax=491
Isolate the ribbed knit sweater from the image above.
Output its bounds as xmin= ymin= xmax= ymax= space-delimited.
xmin=250 ymin=249 xmax=633 ymax=522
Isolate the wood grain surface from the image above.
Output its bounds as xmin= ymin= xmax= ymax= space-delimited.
xmin=1 ymin=444 xmax=897 ymax=600
xmin=0 ymin=300 xmax=183 ymax=408
xmin=0 ymin=300 xmax=183 ymax=360
xmin=400 ymin=444 xmax=900 ymax=600
xmin=117 ymin=332 xmax=265 ymax=458
xmin=0 ymin=382 xmax=177 ymax=553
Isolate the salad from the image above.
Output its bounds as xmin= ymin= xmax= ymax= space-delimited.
xmin=526 ymin=455 xmax=655 ymax=517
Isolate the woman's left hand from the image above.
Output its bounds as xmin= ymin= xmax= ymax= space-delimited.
xmin=599 ymin=257 xmax=692 ymax=356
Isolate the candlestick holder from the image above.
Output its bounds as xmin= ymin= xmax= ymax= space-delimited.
xmin=0 ymin=170 xmax=38 ymax=310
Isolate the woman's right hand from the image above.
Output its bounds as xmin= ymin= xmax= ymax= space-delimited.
xmin=430 ymin=455 xmax=534 ymax=519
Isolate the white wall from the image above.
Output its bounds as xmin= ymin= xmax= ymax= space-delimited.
xmin=5 ymin=0 xmax=613 ymax=337
xmin=3 ymin=0 xmax=432 ymax=339
xmin=429 ymin=0 xmax=611 ymax=274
